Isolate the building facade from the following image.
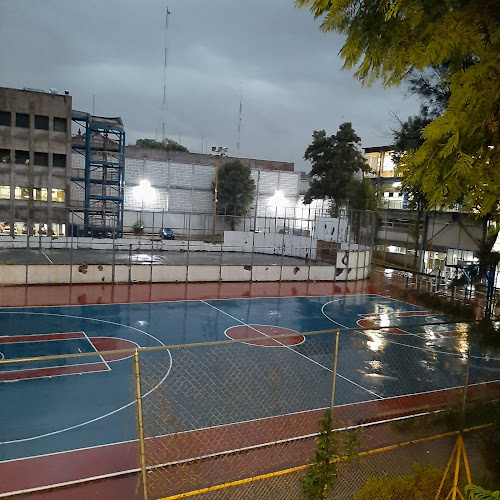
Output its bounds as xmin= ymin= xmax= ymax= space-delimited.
xmin=363 ymin=145 xmax=493 ymax=278
xmin=0 ymin=87 xmax=72 ymax=236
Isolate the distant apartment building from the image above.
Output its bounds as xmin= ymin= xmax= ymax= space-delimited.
xmin=364 ymin=146 xmax=405 ymax=209
xmin=0 ymin=87 xmax=72 ymax=236
xmin=364 ymin=145 xmax=485 ymax=275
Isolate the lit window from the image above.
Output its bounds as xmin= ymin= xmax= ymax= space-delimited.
xmin=33 ymin=188 xmax=48 ymax=201
xmin=51 ymin=188 xmax=65 ymax=203
xmin=0 ymin=186 xmax=10 ymax=199
xmin=15 ymin=187 xmax=30 ymax=200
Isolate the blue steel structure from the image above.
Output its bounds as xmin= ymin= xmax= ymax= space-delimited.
xmin=71 ymin=112 xmax=125 ymax=236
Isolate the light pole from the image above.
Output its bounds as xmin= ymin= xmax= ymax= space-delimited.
xmin=211 ymin=146 xmax=228 ymax=242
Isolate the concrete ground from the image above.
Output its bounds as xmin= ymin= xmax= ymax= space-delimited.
xmin=0 ymin=248 xmax=318 ymax=266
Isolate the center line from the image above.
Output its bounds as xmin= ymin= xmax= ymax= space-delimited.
xmin=200 ymin=300 xmax=382 ymax=399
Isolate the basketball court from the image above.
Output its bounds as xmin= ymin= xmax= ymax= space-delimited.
xmin=0 ymin=284 xmax=499 ymax=498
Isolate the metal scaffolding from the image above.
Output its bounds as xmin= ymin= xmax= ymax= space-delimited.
xmin=71 ymin=111 xmax=125 ymax=236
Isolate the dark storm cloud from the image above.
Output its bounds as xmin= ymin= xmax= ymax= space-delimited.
xmin=0 ymin=0 xmax=419 ymax=170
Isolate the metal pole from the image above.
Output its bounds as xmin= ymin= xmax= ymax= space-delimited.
xmin=150 ymin=212 xmax=154 ymax=283
xmin=70 ymin=210 xmax=74 ymax=286
xmin=330 ymin=330 xmax=340 ymax=411
xmin=461 ymin=343 xmax=472 ymax=431
xmin=212 ymin=156 xmax=219 ymax=242
xmin=111 ymin=221 xmax=116 ymax=284
xmin=133 ymin=350 xmax=148 ymax=500
xmin=186 ymin=213 xmax=191 ymax=282
xmin=128 ymin=244 xmax=132 ymax=283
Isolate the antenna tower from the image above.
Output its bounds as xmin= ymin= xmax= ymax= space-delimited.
xmin=162 ymin=6 xmax=171 ymax=142
xmin=237 ymin=82 xmax=243 ymax=156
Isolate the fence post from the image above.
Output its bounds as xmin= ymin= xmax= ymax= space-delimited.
xmin=128 ymin=244 xmax=132 ymax=283
xmin=111 ymin=227 xmax=116 ymax=284
xmin=133 ymin=350 xmax=148 ymax=500
xmin=330 ymin=330 xmax=340 ymax=412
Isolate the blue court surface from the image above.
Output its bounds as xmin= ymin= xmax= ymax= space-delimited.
xmin=0 ymin=293 xmax=499 ymax=464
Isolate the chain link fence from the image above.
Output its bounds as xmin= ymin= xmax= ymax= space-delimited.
xmin=0 ymin=321 xmax=498 ymax=499
xmin=0 ymin=208 xmax=376 ymax=286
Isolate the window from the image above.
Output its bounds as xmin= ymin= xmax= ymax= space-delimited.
xmin=0 ymin=111 xmax=11 ymax=126
xmin=34 ymin=152 xmax=49 ymax=166
xmin=0 ymin=149 xmax=10 ymax=163
xmin=14 ymin=187 xmax=30 ymax=200
xmin=53 ymin=153 xmax=66 ymax=168
xmin=51 ymin=188 xmax=65 ymax=203
xmin=16 ymin=113 xmax=30 ymax=128
xmin=35 ymin=115 xmax=49 ymax=130
xmin=33 ymin=188 xmax=48 ymax=201
xmin=0 ymin=186 xmax=10 ymax=200
xmin=15 ymin=150 xmax=30 ymax=165
xmin=53 ymin=117 xmax=67 ymax=132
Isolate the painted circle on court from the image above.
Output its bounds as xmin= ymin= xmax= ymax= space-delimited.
xmin=225 ymin=324 xmax=304 ymax=347
xmin=0 ymin=310 xmax=171 ymax=444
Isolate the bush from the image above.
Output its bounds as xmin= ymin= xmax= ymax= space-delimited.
xmin=354 ymin=464 xmax=452 ymax=500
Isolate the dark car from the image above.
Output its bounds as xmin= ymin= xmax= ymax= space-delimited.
xmin=159 ymin=227 xmax=175 ymax=240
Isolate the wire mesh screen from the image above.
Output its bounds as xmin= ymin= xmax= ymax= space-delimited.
xmin=137 ymin=330 xmax=337 ymax=499
xmin=134 ymin=320 xmax=499 ymax=500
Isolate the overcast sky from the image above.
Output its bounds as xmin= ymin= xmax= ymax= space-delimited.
xmin=1 ymin=0 xmax=420 ymax=171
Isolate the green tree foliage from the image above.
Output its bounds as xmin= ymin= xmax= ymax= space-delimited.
xmin=303 ymin=122 xmax=373 ymax=213
xmin=296 ymin=0 xmax=500 ymax=271
xmin=302 ymin=409 xmax=362 ymax=499
xmin=215 ymin=160 xmax=255 ymax=229
xmin=354 ymin=464 xmax=453 ymax=500
xmin=465 ymin=485 xmax=500 ymax=499
xmin=135 ymin=138 xmax=189 ymax=152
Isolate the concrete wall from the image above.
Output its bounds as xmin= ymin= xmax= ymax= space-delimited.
xmin=0 ymin=87 xmax=72 ymax=231
xmin=0 ymin=257 xmax=371 ymax=285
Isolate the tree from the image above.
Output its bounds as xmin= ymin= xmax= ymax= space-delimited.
xmin=303 ymin=123 xmax=373 ymax=214
xmin=302 ymin=409 xmax=362 ymax=500
xmin=296 ymin=0 xmax=500 ymax=274
xmin=465 ymin=485 xmax=500 ymax=499
xmin=215 ymin=160 xmax=255 ymax=230
xmin=135 ymin=138 xmax=189 ymax=152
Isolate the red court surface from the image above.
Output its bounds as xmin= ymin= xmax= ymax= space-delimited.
xmin=0 ymin=279 xmax=382 ymax=308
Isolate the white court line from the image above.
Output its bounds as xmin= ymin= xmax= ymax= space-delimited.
xmin=0 ymin=408 xmax=441 ymax=498
xmin=352 ymin=305 xmax=500 ymax=363
xmin=82 ymin=331 xmax=111 ymax=372
xmin=201 ymin=300 xmax=382 ymax=400
xmin=40 ymin=250 xmax=53 ymax=264
xmin=0 ymin=311 xmax=172 ymax=445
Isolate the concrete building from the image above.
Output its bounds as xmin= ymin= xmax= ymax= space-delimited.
xmin=0 ymin=87 xmax=72 ymax=236
xmin=363 ymin=146 xmax=492 ymax=278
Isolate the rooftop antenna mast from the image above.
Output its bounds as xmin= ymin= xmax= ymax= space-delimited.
xmin=237 ymin=82 xmax=243 ymax=156
xmin=162 ymin=6 xmax=171 ymax=143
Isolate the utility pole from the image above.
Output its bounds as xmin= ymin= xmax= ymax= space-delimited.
xmin=162 ymin=6 xmax=171 ymax=142
xmin=211 ymin=146 xmax=228 ymax=242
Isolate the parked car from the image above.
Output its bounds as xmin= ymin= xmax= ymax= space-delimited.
xmin=159 ymin=227 xmax=175 ymax=240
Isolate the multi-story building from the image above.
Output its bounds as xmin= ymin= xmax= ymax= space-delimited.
xmin=0 ymin=87 xmax=72 ymax=236
xmin=364 ymin=145 xmax=486 ymax=278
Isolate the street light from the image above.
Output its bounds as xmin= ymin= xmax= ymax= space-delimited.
xmin=211 ymin=146 xmax=228 ymax=241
